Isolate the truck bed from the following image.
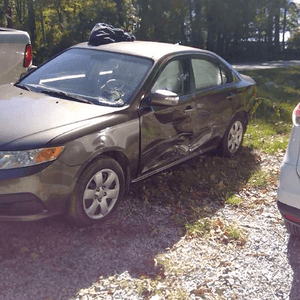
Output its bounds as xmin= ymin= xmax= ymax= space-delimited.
xmin=0 ymin=28 xmax=32 ymax=86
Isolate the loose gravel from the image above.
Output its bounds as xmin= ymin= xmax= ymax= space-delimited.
xmin=0 ymin=150 xmax=299 ymax=300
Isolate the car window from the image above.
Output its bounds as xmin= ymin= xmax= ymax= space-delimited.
xmin=151 ymin=60 xmax=185 ymax=95
xmin=191 ymin=58 xmax=222 ymax=90
xmin=21 ymin=48 xmax=153 ymax=106
xmin=220 ymin=64 xmax=233 ymax=84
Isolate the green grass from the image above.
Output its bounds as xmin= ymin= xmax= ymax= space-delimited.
xmin=185 ymin=218 xmax=246 ymax=245
xmin=244 ymin=121 xmax=291 ymax=154
xmin=242 ymin=66 xmax=300 ymax=154
xmin=226 ymin=194 xmax=242 ymax=206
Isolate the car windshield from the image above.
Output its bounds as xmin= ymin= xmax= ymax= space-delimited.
xmin=19 ymin=48 xmax=153 ymax=106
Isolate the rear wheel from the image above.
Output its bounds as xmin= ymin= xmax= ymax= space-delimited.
xmin=221 ymin=116 xmax=245 ymax=157
xmin=68 ymin=156 xmax=125 ymax=226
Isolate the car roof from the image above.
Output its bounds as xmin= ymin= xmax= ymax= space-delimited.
xmin=72 ymin=40 xmax=212 ymax=61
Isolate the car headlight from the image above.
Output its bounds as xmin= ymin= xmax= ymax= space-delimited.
xmin=0 ymin=146 xmax=64 ymax=170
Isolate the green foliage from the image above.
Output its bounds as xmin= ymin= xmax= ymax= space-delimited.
xmin=288 ymin=29 xmax=300 ymax=49
xmin=4 ymin=0 xmax=300 ymax=64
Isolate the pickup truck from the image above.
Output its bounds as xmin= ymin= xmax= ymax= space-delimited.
xmin=0 ymin=27 xmax=32 ymax=85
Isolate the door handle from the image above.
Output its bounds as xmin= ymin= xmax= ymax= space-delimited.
xmin=226 ymin=92 xmax=236 ymax=100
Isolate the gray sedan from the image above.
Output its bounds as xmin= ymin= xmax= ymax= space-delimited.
xmin=0 ymin=39 xmax=256 ymax=225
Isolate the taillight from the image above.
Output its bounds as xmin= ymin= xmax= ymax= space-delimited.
xmin=285 ymin=214 xmax=300 ymax=224
xmin=292 ymin=102 xmax=300 ymax=126
xmin=23 ymin=44 xmax=32 ymax=68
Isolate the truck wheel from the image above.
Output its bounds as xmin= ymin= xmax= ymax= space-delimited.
xmin=221 ymin=116 xmax=245 ymax=157
xmin=68 ymin=156 xmax=125 ymax=226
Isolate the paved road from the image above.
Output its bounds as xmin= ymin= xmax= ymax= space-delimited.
xmin=232 ymin=60 xmax=300 ymax=71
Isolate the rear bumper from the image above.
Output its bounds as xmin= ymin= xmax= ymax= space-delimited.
xmin=278 ymin=158 xmax=300 ymax=226
xmin=277 ymin=162 xmax=300 ymax=210
xmin=277 ymin=200 xmax=300 ymax=224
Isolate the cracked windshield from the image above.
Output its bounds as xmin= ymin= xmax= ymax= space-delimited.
xmin=21 ymin=48 xmax=152 ymax=106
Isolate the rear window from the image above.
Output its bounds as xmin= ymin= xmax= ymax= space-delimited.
xmin=191 ymin=59 xmax=222 ymax=90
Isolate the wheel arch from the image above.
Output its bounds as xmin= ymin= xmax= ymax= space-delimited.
xmin=76 ymin=149 xmax=131 ymax=196
xmin=233 ymin=110 xmax=248 ymax=127
xmin=100 ymin=150 xmax=131 ymax=194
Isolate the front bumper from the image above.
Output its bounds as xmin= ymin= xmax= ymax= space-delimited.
xmin=0 ymin=159 xmax=80 ymax=221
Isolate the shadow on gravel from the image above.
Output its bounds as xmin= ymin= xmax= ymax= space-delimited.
xmin=0 ymin=147 xmax=260 ymax=300
xmin=131 ymin=146 xmax=260 ymax=225
xmin=287 ymin=236 xmax=300 ymax=300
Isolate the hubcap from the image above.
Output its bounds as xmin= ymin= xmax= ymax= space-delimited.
xmin=83 ymin=169 xmax=120 ymax=219
xmin=227 ymin=121 xmax=243 ymax=153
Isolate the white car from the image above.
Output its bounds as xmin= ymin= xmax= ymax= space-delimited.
xmin=0 ymin=27 xmax=32 ymax=85
xmin=278 ymin=102 xmax=300 ymax=235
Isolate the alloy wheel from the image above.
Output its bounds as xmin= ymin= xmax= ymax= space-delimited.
xmin=82 ymin=168 xmax=120 ymax=219
xmin=227 ymin=120 xmax=244 ymax=154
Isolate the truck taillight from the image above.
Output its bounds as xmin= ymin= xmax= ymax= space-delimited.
xmin=23 ymin=44 xmax=32 ymax=68
xmin=292 ymin=102 xmax=300 ymax=126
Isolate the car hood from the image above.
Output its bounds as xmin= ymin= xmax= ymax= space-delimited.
xmin=0 ymin=85 xmax=125 ymax=150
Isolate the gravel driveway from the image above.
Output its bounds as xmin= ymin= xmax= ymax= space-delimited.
xmin=0 ymin=150 xmax=298 ymax=300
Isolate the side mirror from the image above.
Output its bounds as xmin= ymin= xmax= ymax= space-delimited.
xmin=150 ymin=90 xmax=179 ymax=106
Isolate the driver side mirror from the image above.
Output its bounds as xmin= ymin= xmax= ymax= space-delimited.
xmin=150 ymin=90 xmax=179 ymax=106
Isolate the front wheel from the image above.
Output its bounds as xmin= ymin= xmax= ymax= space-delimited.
xmin=68 ymin=156 xmax=125 ymax=226
xmin=221 ymin=116 xmax=245 ymax=157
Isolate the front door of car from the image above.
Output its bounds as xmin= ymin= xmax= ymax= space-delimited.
xmin=138 ymin=57 xmax=196 ymax=177
xmin=188 ymin=56 xmax=236 ymax=154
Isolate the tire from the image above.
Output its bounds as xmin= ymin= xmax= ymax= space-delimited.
xmin=285 ymin=220 xmax=300 ymax=236
xmin=68 ymin=156 xmax=125 ymax=226
xmin=221 ymin=116 xmax=245 ymax=157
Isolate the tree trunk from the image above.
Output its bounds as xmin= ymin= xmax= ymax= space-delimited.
xmin=282 ymin=0 xmax=287 ymax=50
xmin=206 ymin=12 xmax=215 ymax=51
xmin=27 ymin=0 xmax=36 ymax=44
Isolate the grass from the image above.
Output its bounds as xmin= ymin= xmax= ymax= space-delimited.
xmin=185 ymin=218 xmax=247 ymax=246
xmin=247 ymin=169 xmax=269 ymax=188
xmin=244 ymin=121 xmax=291 ymax=154
xmin=226 ymin=194 xmax=242 ymax=206
xmin=242 ymin=66 xmax=300 ymax=154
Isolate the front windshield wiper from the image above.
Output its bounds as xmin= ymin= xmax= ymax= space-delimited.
xmin=40 ymin=89 xmax=94 ymax=105
xmin=15 ymin=83 xmax=32 ymax=91
xmin=23 ymin=84 xmax=124 ymax=107
xmin=23 ymin=84 xmax=94 ymax=105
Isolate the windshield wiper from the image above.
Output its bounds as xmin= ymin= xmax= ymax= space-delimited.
xmin=23 ymin=84 xmax=124 ymax=106
xmin=15 ymin=83 xmax=32 ymax=91
xmin=40 ymin=89 xmax=94 ymax=105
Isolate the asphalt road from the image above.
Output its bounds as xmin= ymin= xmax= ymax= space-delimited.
xmin=232 ymin=60 xmax=300 ymax=71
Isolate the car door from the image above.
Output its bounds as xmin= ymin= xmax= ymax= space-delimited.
xmin=188 ymin=55 xmax=236 ymax=154
xmin=138 ymin=57 xmax=196 ymax=177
